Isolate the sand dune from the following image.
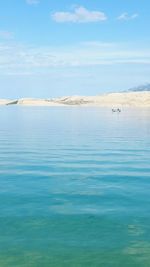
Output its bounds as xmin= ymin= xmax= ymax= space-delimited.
xmin=0 ymin=92 xmax=150 ymax=107
xmin=17 ymin=98 xmax=66 ymax=106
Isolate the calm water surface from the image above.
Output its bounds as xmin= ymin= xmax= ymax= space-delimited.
xmin=0 ymin=106 xmax=150 ymax=267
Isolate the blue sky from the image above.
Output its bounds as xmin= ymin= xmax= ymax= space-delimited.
xmin=0 ymin=0 xmax=150 ymax=98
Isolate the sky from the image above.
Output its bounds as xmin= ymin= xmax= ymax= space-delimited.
xmin=0 ymin=0 xmax=150 ymax=98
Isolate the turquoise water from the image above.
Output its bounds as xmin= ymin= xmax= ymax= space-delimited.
xmin=0 ymin=107 xmax=150 ymax=267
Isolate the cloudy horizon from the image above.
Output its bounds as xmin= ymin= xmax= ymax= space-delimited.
xmin=0 ymin=0 xmax=150 ymax=98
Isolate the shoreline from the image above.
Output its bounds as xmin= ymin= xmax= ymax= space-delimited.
xmin=0 ymin=91 xmax=150 ymax=107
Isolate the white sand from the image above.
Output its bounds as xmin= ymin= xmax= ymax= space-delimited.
xmin=17 ymin=98 xmax=66 ymax=106
xmin=0 ymin=92 xmax=150 ymax=107
xmin=0 ymin=99 xmax=14 ymax=105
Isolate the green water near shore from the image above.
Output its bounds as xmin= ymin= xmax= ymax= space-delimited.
xmin=0 ymin=107 xmax=150 ymax=266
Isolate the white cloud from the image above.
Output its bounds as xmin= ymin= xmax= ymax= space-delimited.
xmin=83 ymin=41 xmax=115 ymax=48
xmin=0 ymin=41 xmax=150 ymax=76
xmin=117 ymin=12 xmax=138 ymax=21
xmin=0 ymin=31 xmax=14 ymax=39
xmin=52 ymin=6 xmax=107 ymax=23
xmin=26 ymin=0 xmax=39 ymax=5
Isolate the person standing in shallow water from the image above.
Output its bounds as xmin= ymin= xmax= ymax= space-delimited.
xmin=112 ymin=108 xmax=121 ymax=113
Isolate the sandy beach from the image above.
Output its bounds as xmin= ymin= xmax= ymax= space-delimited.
xmin=0 ymin=92 xmax=150 ymax=107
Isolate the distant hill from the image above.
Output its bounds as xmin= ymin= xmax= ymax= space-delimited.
xmin=128 ymin=83 xmax=150 ymax=92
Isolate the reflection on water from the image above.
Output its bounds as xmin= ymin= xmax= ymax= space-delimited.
xmin=0 ymin=106 xmax=150 ymax=266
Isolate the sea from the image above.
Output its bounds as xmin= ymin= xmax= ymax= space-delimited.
xmin=0 ymin=106 xmax=150 ymax=267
